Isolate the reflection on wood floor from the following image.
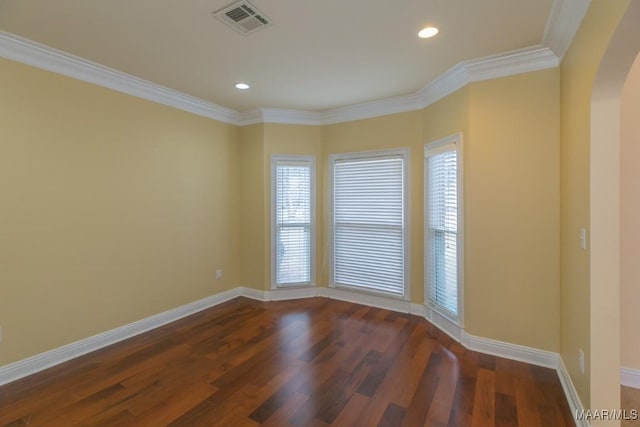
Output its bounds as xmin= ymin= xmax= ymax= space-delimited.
xmin=0 ymin=297 xmax=574 ymax=426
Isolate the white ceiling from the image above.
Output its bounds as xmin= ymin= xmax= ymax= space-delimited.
xmin=0 ymin=0 xmax=554 ymax=112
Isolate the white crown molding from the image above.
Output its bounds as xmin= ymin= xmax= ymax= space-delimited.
xmin=234 ymin=109 xmax=264 ymax=127
xmin=1 ymin=31 xmax=567 ymax=128
xmin=415 ymin=63 xmax=469 ymax=110
xmin=558 ymin=358 xmax=590 ymax=427
xmin=0 ymin=287 xmax=242 ymax=387
xmin=319 ymin=92 xmax=426 ymax=125
xmin=543 ymin=0 xmax=592 ymax=60
xmin=0 ymin=0 xmax=584 ymax=126
xmin=264 ymin=45 xmax=559 ymax=126
xmin=0 ymin=31 xmax=240 ymax=125
xmin=319 ymin=45 xmax=559 ymax=125
xmin=464 ymin=45 xmax=560 ymax=82
xmin=261 ymin=108 xmax=325 ymax=126
xmin=621 ymin=366 xmax=640 ymax=389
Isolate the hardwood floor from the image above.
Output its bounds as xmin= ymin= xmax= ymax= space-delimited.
xmin=0 ymin=297 xmax=574 ymax=426
xmin=622 ymin=386 xmax=640 ymax=427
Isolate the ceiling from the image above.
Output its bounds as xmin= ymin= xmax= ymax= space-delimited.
xmin=0 ymin=0 xmax=554 ymax=112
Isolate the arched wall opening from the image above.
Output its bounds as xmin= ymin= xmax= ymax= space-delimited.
xmin=620 ymin=49 xmax=640 ymax=415
xmin=590 ymin=0 xmax=640 ymax=416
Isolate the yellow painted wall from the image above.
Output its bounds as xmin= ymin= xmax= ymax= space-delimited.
xmin=0 ymin=58 xmax=240 ymax=366
xmin=466 ymin=69 xmax=561 ymax=352
xmin=237 ymin=124 xmax=265 ymax=289
xmin=560 ymin=0 xmax=631 ymax=408
xmin=1 ymin=14 xmax=618 ymax=388
xmin=621 ymin=52 xmax=640 ymax=371
xmin=322 ymin=71 xmax=561 ymax=355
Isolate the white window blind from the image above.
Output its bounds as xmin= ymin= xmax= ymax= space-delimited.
xmin=273 ymin=158 xmax=314 ymax=287
xmin=425 ymin=142 xmax=459 ymax=316
xmin=332 ymin=152 xmax=407 ymax=297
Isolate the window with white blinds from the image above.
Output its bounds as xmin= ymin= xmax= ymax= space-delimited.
xmin=425 ymin=135 xmax=462 ymax=320
xmin=272 ymin=156 xmax=315 ymax=288
xmin=331 ymin=150 xmax=408 ymax=297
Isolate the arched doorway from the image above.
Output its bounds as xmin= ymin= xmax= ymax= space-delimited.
xmin=590 ymin=0 xmax=640 ymax=416
xmin=620 ymin=51 xmax=640 ymax=422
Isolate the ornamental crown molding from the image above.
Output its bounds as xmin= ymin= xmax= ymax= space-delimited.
xmin=0 ymin=0 xmax=588 ymax=126
xmin=543 ymin=0 xmax=591 ymax=59
xmin=0 ymin=31 xmax=239 ymax=125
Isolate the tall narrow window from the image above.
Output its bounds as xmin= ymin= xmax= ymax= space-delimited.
xmin=331 ymin=149 xmax=408 ymax=298
xmin=425 ymin=134 xmax=463 ymax=320
xmin=272 ymin=156 xmax=315 ymax=288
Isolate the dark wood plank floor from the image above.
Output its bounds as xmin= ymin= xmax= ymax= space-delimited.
xmin=0 ymin=297 xmax=574 ymax=426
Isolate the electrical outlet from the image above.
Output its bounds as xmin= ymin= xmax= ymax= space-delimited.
xmin=216 ymin=269 xmax=223 ymax=280
xmin=0 ymin=326 xmax=3 ymax=344
xmin=579 ymin=349 xmax=585 ymax=374
xmin=580 ymin=228 xmax=587 ymax=250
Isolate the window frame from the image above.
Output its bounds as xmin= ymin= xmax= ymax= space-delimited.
xmin=328 ymin=148 xmax=410 ymax=300
xmin=424 ymin=133 xmax=464 ymax=326
xmin=270 ymin=154 xmax=316 ymax=289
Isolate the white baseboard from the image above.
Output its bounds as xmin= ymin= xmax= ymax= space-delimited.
xmin=266 ymin=286 xmax=320 ymax=301
xmin=558 ymin=358 xmax=589 ymax=427
xmin=0 ymin=283 xmax=588 ymax=427
xmin=410 ymin=302 xmax=424 ymax=316
xmin=461 ymin=332 xmax=559 ymax=369
xmin=237 ymin=286 xmax=321 ymax=301
xmin=0 ymin=287 xmax=242 ymax=387
xmin=621 ymin=366 xmax=640 ymax=389
xmin=236 ymin=286 xmax=266 ymax=301
xmin=425 ymin=305 xmax=463 ymax=342
xmin=319 ymin=287 xmax=414 ymax=314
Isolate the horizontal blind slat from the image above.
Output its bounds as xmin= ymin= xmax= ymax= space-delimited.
xmin=333 ymin=155 xmax=405 ymax=296
xmin=426 ymin=149 xmax=458 ymax=315
xmin=276 ymin=161 xmax=312 ymax=285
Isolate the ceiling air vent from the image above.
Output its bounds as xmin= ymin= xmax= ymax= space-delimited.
xmin=214 ymin=1 xmax=272 ymax=35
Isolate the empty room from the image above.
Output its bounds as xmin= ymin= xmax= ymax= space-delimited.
xmin=1 ymin=0 xmax=639 ymax=426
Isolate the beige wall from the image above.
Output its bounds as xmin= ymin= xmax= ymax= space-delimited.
xmin=237 ymin=124 xmax=265 ymax=289
xmin=465 ymin=70 xmax=560 ymax=351
xmin=322 ymin=72 xmax=561 ymax=353
xmin=621 ymin=52 xmax=640 ymax=371
xmin=0 ymin=58 xmax=239 ymax=366
xmin=560 ymin=0 xmax=631 ymax=409
xmin=0 ymin=22 xmax=604 ymax=383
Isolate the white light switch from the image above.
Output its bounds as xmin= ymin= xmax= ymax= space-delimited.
xmin=580 ymin=228 xmax=587 ymax=250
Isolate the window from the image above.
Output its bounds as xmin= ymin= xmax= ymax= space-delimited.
xmin=271 ymin=156 xmax=315 ymax=288
xmin=424 ymin=134 xmax=463 ymax=321
xmin=330 ymin=149 xmax=409 ymax=298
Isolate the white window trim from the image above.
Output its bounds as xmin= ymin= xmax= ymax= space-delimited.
xmin=328 ymin=148 xmax=411 ymax=301
xmin=270 ymin=155 xmax=316 ymax=289
xmin=424 ymin=133 xmax=464 ymax=327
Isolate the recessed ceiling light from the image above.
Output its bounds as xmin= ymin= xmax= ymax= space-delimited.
xmin=418 ymin=26 xmax=439 ymax=39
xmin=235 ymin=83 xmax=250 ymax=90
